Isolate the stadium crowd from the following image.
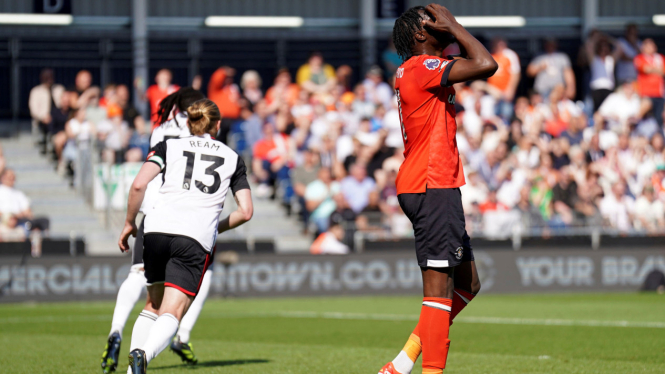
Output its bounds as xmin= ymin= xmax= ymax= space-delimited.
xmin=25 ymin=25 xmax=665 ymax=250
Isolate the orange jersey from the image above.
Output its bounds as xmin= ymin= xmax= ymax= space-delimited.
xmin=634 ymin=53 xmax=665 ymax=98
xmin=487 ymin=48 xmax=520 ymax=92
xmin=394 ymin=55 xmax=465 ymax=195
xmin=146 ymin=84 xmax=179 ymax=127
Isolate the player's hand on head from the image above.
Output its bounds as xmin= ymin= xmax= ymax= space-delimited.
xmin=423 ymin=3 xmax=459 ymax=33
xmin=118 ymin=221 xmax=138 ymax=253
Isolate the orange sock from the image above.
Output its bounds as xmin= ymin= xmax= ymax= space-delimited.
xmin=420 ymin=297 xmax=453 ymax=374
xmin=393 ymin=290 xmax=476 ymax=373
xmin=449 ymin=288 xmax=476 ymax=326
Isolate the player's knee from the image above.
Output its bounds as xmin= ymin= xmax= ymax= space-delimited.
xmin=470 ymin=279 xmax=481 ymax=295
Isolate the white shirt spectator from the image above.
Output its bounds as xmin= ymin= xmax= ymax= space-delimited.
xmin=383 ymin=107 xmax=404 ymax=148
xmin=598 ymin=91 xmax=641 ymax=129
xmin=0 ymin=184 xmax=30 ymax=219
xmin=633 ymin=195 xmax=665 ymax=231
xmin=599 ymin=193 xmax=634 ymax=232
xmin=590 ymin=56 xmax=615 ymax=90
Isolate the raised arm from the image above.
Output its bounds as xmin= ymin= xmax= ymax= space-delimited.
xmin=423 ymin=4 xmax=497 ymax=84
xmin=119 ymin=162 xmax=161 ymax=252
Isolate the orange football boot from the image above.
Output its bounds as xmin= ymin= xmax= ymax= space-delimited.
xmin=378 ymin=362 xmax=401 ymax=374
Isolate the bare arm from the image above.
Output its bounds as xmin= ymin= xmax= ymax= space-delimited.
xmin=118 ymin=162 xmax=160 ymax=252
xmin=563 ymin=67 xmax=576 ymax=99
xmin=423 ymin=4 xmax=498 ymax=84
xmin=526 ymin=59 xmax=546 ymax=77
xmin=217 ymin=189 xmax=254 ymax=233
xmin=505 ymin=72 xmax=521 ymax=101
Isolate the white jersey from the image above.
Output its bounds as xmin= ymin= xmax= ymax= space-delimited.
xmin=143 ymin=133 xmax=249 ymax=252
xmin=140 ymin=112 xmax=192 ymax=213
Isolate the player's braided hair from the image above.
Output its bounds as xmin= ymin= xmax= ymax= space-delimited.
xmin=156 ymin=87 xmax=205 ymax=126
xmin=393 ymin=6 xmax=426 ymax=61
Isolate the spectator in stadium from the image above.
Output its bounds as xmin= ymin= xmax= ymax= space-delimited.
xmin=50 ymin=89 xmax=75 ymax=167
xmin=83 ymin=86 xmax=108 ymax=126
xmin=144 ymin=68 xmax=179 ymax=126
xmin=634 ymin=39 xmax=665 ymax=128
xmin=541 ymin=84 xmax=583 ymax=137
xmin=633 ymin=185 xmax=665 ymax=232
xmin=73 ymin=70 xmax=100 ymax=109
xmin=585 ymin=32 xmax=617 ymax=110
xmin=597 ymin=79 xmax=648 ymax=133
xmin=208 ymin=66 xmax=242 ymax=144
xmin=292 ymin=149 xmax=321 ymax=226
xmin=527 ymin=38 xmax=576 ymax=100
xmin=382 ymin=38 xmax=401 ymax=80
xmin=487 ymin=37 xmax=521 ymax=121
xmin=296 ymin=51 xmax=337 ymax=95
xmin=63 ymin=107 xmax=94 ymax=185
xmin=336 ymin=64 xmax=354 ymax=93
xmin=599 ymin=181 xmax=634 ymax=232
xmin=305 ymin=167 xmax=340 ymax=234
xmin=615 ymin=24 xmax=641 ymax=83
xmin=0 ymin=169 xmax=50 ymax=237
xmin=98 ymin=83 xmax=116 ymax=108
xmin=340 ymin=163 xmax=376 ymax=213
xmin=362 ymin=65 xmax=393 ymax=110
xmin=96 ymin=104 xmax=131 ymax=164
xmin=265 ymin=68 xmax=300 ymax=108
xmin=552 ymin=167 xmax=579 ymax=225
xmin=117 ymin=84 xmax=143 ymax=131
xmin=252 ymin=122 xmax=294 ymax=200
xmin=240 ymin=70 xmax=263 ymax=105
xmin=29 ymin=68 xmax=64 ymax=155
xmin=309 ymin=221 xmax=350 ymax=254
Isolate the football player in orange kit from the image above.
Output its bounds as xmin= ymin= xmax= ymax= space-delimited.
xmin=378 ymin=4 xmax=497 ymax=374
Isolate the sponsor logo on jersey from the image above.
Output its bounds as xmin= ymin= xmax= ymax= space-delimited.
xmin=424 ymin=58 xmax=441 ymax=70
xmin=146 ymin=151 xmax=155 ymax=161
xmin=396 ymin=68 xmax=404 ymax=78
xmin=455 ymin=247 xmax=464 ymax=260
xmin=448 ymin=94 xmax=456 ymax=105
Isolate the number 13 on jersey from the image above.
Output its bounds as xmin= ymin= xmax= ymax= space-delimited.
xmin=181 ymin=151 xmax=225 ymax=194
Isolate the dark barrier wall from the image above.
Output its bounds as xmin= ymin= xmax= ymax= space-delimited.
xmin=1 ymin=248 xmax=664 ymax=302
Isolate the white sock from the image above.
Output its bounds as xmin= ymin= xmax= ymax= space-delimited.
xmin=142 ymin=313 xmax=180 ymax=364
xmin=392 ymin=351 xmax=415 ymax=374
xmin=109 ymin=269 xmax=146 ymax=339
xmin=176 ymin=269 xmax=211 ymax=344
xmin=126 ymin=310 xmax=157 ymax=374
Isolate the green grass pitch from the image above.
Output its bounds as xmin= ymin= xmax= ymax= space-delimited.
xmin=0 ymin=293 xmax=663 ymax=373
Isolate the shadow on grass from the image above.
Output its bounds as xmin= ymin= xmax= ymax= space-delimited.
xmin=152 ymin=359 xmax=270 ymax=370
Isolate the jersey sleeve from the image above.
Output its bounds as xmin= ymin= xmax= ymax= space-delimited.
xmin=146 ymin=141 xmax=167 ymax=171
xmin=415 ymin=57 xmax=458 ymax=91
xmin=230 ymin=156 xmax=251 ymax=194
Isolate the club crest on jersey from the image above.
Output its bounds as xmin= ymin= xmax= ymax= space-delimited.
xmin=423 ymin=58 xmax=441 ymax=70
xmin=396 ymin=68 xmax=404 ymax=78
xmin=455 ymin=247 xmax=464 ymax=260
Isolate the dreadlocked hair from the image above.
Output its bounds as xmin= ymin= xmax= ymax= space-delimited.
xmin=155 ymin=87 xmax=206 ymax=126
xmin=393 ymin=6 xmax=426 ymax=61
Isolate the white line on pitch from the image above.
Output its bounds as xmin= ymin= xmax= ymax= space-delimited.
xmin=241 ymin=311 xmax=665 ymax=329
xmin=2 ymin=311 xmax=664 ymax=329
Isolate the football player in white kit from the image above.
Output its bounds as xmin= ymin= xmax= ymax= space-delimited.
xmin=101 ymin=88 xmax=212 ymax=373
xmin=119 ymin=98 xmax=253 ymax=374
